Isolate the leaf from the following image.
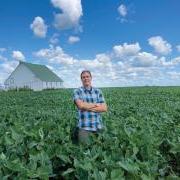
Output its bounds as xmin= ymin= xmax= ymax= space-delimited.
xmin=4 ymin=135 xmax=14 ymax=145
xmin=62 ymin=168 xmax=74 ymax=176
xmin=39 ymin=128 xmax=44 ymax=140
xmin=93 ymin=169 xmax=107 ymax=180
xmin=56 ymin=154 xmax=71 ymax=163
xmin=81 ymin=162 xmax=93 ymax=171
xmin=140 ymin=174 xmax=153 ymax=180
xmin=0 ymin=153 xmax=6 ymax=161
xmin=117 ymin=159 xmax=139 ymax=174
xmin=5 ymin=159 xmax=26 ymax=173
xmin=133 ymin=146 xmax=139 ymax=156
xmin=11 ymin=128 xmax=23 ymax=143
xmin=111 ymin=169 xmax=124 ymax=180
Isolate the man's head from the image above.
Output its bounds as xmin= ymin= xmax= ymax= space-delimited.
xmin=81 ymin=70 xmax=92 ymax=88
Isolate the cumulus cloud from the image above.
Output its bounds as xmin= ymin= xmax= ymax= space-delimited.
xmin=176 ymin=45 xmax=180 ymax=52
xmin=159 ymin=56 xmax=180 ymax=67
xmin=0 ymin=48 xmax=6 ymax=53
xmin=30 ymin=16 xmax=47 ymax=38
xmin=113 ymin=43 xmax=141 ymax=57
xmin=68 ymin=36 xmax=80 ymax=44
xmin=0 ymin=61 xmax=18 ymax=73
xmin=167 ymin=71 xmax=180 ymax=79
xmin=148 ymin=36 xmax=172 ymax=55
xmin=0 ymin=61 xmax=18 ymax=84
xmin=3 ymin=38 xmax=180 ymax=87
xmin=96 ymin=53 xmax=111 ymax=64
xmin=118 ymin=4 xmax=127 ymax=17
xmin=172 ymin=56 xmax=180 ymax=64
xmin=0 ymin=55 xmax=8 ymax=61
xmin=34 ymin=45 xmax=76 ymax=65
xmin=32 ymin=45 xmax=146 ymax=87
xmin=12 ymin=51 xmax=25 ymax=61
xmin=117 ymin=4 xmax=130 ymax=23
xmin=32 ymin=39 xmax=180 ymax=87
xmin=51 ymin=0 xmax=83 ymax=30
xmin=34 ymin=45 xmax=118 ymax=87
xmin=133 ymin=52 xmax=158 ymax=67
xmin=49 ymin=33 xmax=59 ymax=44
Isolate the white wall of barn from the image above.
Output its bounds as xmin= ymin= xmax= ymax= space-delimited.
xmin=4 ymin=63 xmax=43 ymax=91
xmin=42 ymin=81 xmax=63 ymax=89
xmin=4 ymin=63 xmax=63 ymax=91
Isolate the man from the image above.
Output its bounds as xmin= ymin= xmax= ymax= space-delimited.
xmin=73 ymin=70 xmax=107 ymax=144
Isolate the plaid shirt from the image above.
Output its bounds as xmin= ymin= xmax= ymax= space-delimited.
xmin=73 ymin=86 xmax=105 ymax=131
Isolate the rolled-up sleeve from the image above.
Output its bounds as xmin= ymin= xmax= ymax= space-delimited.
xmin=98 ymin=89 xmax=105 ymax=103
xmin=73 ymin=89 xmax=82 ymax=102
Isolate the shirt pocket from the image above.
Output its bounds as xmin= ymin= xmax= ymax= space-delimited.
xmin=81 ymin=93 xmax=87 ymax=102
xmin=91 ymin=93 xmax=99 ymax=103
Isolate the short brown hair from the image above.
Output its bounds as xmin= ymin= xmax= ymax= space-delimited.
xmin=80 ymin=70 xmax=92 ymax=79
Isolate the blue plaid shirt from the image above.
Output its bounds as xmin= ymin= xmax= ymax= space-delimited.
xmin=73 ymin=86 xmax=105 ymax=131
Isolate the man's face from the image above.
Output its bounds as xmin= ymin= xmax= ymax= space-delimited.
xmin=81 ymin=72 xmax=92 ymax=87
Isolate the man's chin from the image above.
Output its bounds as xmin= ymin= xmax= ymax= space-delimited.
xmin=84 ymin=83 xmax=91 ymax=87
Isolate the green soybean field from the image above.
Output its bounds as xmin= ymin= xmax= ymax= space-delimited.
xmin=0 ymin=87 xmax=179 ymax=179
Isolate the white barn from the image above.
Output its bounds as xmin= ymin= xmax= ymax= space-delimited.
xmin=4 ymin=61 xmax=63 ymax=91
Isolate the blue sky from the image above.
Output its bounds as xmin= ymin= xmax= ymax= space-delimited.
xmin=0 ymin=0 xmax=180 ymax=87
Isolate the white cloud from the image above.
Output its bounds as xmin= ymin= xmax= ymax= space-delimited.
xmin=32 ymin=41 xmax=180 ymax=88
xmin=30 ymin=16 xmax=47 ymax=38
xmin=160 ymin=56 xmax=180 ymax=67
xmin=0 ymin=61 xmax=18 ymax=73
xmin=34 ymin=45 xmax=76 ymax=65
xmin=118 ymin=4 xmax=127 ymax=17
xmin=167 ymin=71 xmax=180 ymax=79
xmin=0 ymin=48 xmax=8 ymax=61
xmin=51 ymin=0 xmax=83 ymax=30
xmin=176 ymin=45 xmax=180 ymax=52
xmin=159 ymin=57 xmax=171 ymax=67
xmin=0 ymin=48 xmax=6 ymax=53
xmin=68 ymin=36 xmax=80 ymax=44
xmin=96 ymin=53 xmax=111 ymax=64
xmin=12 ymin=51 xmax=25 ymax=61
xmin=148 ymin=36 xmax=172 ymax=55
xmin=134 ymin=52 xmax=158 ymax=67
xmin=0 ymin=61 xmax=18 ymax=83
xmin=113 ymin=43 xmax=141 ymax=57
xmin=34 ymin=45 xmax=117 ymax=87
xmin=172 ymin=56 xmax=180 ymax=64
xmin=49 ymin=33 xmax=59 ymax=44
xmin=0 ymin=55 xmax=8 ymax=61
xmin=3 ymin=39 xmax=180 ymax=87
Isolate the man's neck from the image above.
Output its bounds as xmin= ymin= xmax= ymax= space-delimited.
xmin=83 ymin=85 xmax=92 ymax=90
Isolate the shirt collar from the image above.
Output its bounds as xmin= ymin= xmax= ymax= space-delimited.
xmin=82 ymin=86 xmax=93 ymax=93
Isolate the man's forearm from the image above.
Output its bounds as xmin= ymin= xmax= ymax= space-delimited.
xmin=89 ymin=104 xmax=107 ymax=112
xmin=90 ymin=106 xmax=107 ymax=112
xmin=80 ymin=102 xmax=97 ymax=111
xmin=76 ymin=100 xmax=107 ymax=112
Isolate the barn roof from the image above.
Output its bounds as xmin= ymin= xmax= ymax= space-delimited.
xmin=20 ymin=61 xmax=63 ymax=82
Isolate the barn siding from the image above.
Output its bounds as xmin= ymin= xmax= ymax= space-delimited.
xmin=5 ymin=63 xmax=43 ymax=91
xmin=4 ymin=62 xmax=63 ymax=91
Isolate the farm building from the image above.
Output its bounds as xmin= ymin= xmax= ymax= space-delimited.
xmin=4 ymin=61 xmax=63 ymax=91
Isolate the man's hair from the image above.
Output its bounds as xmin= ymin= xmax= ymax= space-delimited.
xmin=80 ymin=70 xmax=92 ymax=79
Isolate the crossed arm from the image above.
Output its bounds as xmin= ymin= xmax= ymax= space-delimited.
xmin=74 ymin=99 xmax=108 ymax=113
